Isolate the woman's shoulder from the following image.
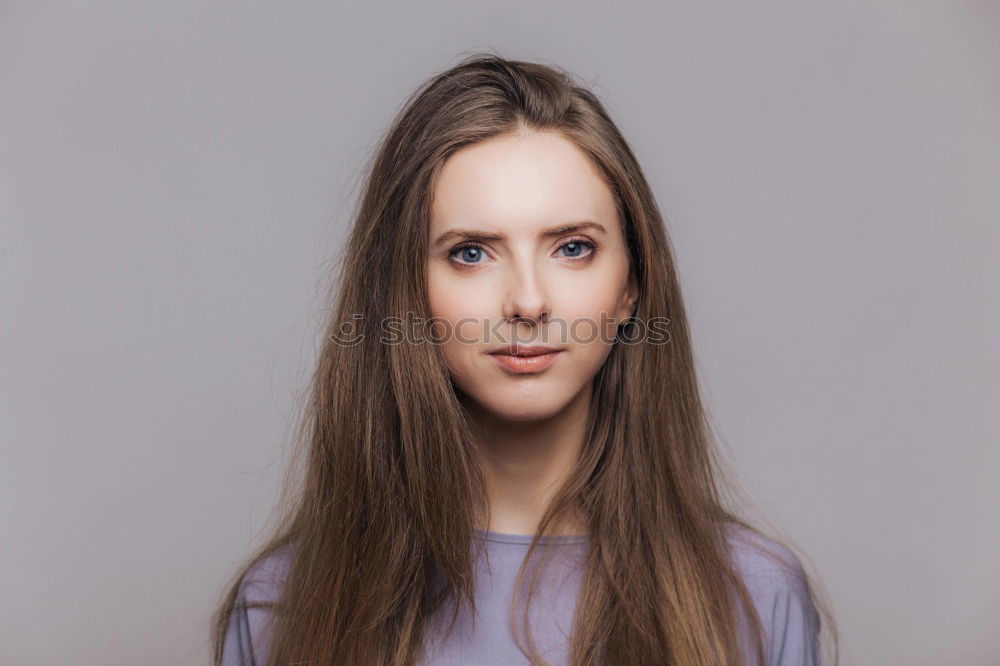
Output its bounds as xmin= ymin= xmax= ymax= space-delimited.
xmin=236 ymin=543 xmax=293 ymax=605
xmin=220 ymin=544 xmax=293 ymax=666
xmin=724 ymin=522 xmax=809 ymax=588
xmin=722 ymin=522 xmax=822 ymax=665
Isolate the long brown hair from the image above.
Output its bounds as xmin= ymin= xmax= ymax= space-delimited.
xmin=210 ymin=51 xmax=839 ymax=665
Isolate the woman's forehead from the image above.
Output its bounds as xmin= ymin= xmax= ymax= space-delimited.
xmin=429 ymin=132 xmax=618 ymax=238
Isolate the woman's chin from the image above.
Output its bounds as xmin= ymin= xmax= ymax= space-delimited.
xmin=465 ymin=393 xmax=572 ymax=424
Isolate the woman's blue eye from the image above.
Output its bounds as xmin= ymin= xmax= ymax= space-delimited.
xmin=447 ymin=243 xmax=488 ymax=265
xmin=456 ymin=246 xmax=484 ymax=263
xmin=560 ymin=240 xmax=591 ymax=258
xmin=448 ymin=239 xmax=596 ymax=265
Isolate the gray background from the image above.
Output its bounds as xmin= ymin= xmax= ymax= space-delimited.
xmin=1 ymin=1 xmax=997 ymax=664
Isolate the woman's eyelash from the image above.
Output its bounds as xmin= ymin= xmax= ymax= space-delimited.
xmin=448 ymin=237 xmax=597 ymax=263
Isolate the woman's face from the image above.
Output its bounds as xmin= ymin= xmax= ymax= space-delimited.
xmin=426 ymin=129 xmax=637 ymax=422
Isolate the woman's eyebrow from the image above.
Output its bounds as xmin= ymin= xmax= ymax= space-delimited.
xmin=433 ymin=220 xmax=607 ymax=247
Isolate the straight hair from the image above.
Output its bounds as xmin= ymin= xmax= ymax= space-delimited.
xmin=211 ymin=51 xmax=839 ymax=666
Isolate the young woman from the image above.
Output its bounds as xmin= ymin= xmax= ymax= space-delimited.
xmin=211 ymin=53 xmax=838 ymax=666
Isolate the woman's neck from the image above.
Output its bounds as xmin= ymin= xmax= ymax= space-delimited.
xmin=466 ymin=382 xmax=592 ymax=537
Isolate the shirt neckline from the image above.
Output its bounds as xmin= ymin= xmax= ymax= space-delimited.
xmin=473 ymin=527 xmax=590 ymax=545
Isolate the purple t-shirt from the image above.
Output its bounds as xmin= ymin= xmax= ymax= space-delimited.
xmin=221 ymin=524 xmax=820 ymax=665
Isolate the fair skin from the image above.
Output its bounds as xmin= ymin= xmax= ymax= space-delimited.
xmin=426 ymin=129 xmax=637 ymax=536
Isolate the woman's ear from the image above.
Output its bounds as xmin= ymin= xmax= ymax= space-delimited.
xmin=618 ymin=273 xmax=639 ymax=322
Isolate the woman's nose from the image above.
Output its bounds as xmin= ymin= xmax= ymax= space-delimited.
xmin=501 ymin=263 xmax=550 ymax=325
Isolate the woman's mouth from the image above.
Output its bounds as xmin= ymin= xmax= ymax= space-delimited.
xmin=488 ymin=347 xmax=564 ymax=374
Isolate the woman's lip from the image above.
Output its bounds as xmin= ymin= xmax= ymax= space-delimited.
xmin=490 ymin=350 xmax=563 ymax=374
